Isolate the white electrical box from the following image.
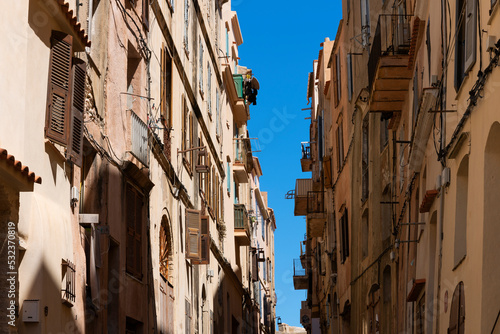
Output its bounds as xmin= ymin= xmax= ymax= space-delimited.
xmin=79 ymin=214 xmax=99 ymax=225
xmin=442 ymin=167 xmax=451 ymax=187
xmin=22 ymin=300 xmax=39 ymax=322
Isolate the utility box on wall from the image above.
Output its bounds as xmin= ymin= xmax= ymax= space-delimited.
xmin=22 ymin=300 xmax=39 ymax=322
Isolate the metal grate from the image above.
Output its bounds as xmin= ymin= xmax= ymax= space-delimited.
xmin=131 ymin=111 xmax=148 ymax=165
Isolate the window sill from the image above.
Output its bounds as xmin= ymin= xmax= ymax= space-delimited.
xmin=489 ymin=1 xmax=499 ymax=24
xmin=452 ymin=254 xmax=466 ymax=271
xmin=44 ymin=139 xmax=67 ymax=162
xmin=126 ymin=272 xmax=145 ymax=284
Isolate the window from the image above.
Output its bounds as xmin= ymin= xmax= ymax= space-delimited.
xmin=360 ymin=0 xmax=370 ymax=47
xmin=413 ymin=66 xmax=420 ymax=126
xmin=185 ymin=209 xmax=210 ymax=264
xmin=347 ymin=53 xmax=353 ymax=101
xmin=362 ymin=211 xmax=369 ymax=259
xmin=199 ymin=37 xmax=204 ymax=93
xmin=184 ymin=0 xmax=189 ymax=53
xmin=454 ymin=155 xmax=468 ymax=267
xmin=448 ymin=282 xmax=465 ymax=334
xmin=362 ymin=115 xmax=369 ymax=202
xmin=45 ymin=31 xmax=86 ymax=167
xmin=161 ymin=45 xmax=172 ymax=160
xmin=160 ymin=216 xmax=172 ymax=280
xmin=333 ymin=53 xmax=340 ymax=106
xmin=182 ymin=97 xmax=194 ymax=171
xmin=141 ymin=0 xmax=149 ymax=31
xmin=336 ymin=118 xmax=344 ymax=171
xmin=339 ymin=208 xmax=349 ymax=263
xmin=262 ymin=214 xmax=265 ymax=240
xmin=226 ymin=161 xmax=230 ymax=193
xmin=216 ymin=88 xmax=220 ymax=137
xmin=185 ymin=299 xmax=191 ymax=334
xmin=455 ymin=0 xmax=476 ymax=90
xmin=126 ymin=184 xmax=143 ymax=279
xmin=207 ymin=62 xmax=212 ymax=116
xmin=225 ymin=26 xmax=229 ymax=57
xmin=380 ymin=114 xmax=389 ymax=151
xmin=61 ymin=259 xmax=76 ymax=306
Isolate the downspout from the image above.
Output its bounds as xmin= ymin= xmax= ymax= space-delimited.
xmin=436 ymin=0 xmax=447 ymax=332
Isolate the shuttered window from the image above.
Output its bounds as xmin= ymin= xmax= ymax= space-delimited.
xmin=251 ymin=250 xmax=258 ymax=282
xmin=362 ymin=116 xmax=369 ymax=202
xmin=464 ymin=0 xmax=476 ymax=73
xmin=160 ymin=218 xmax=171 ymax=280
xmin=448 ymin=282 xmax=465 ymax=334
xmin=347 ymin=53 xmax=353 ymax=101
xmin=340 ymin=209 xmax=349 ymax=263
xmin=184 ymin=0 xmax=189 ymax=51
xmin=161 ymin=45 xmax=172 ymax=160
xmin=199 ymin=38 xmax=204 ymax=93
xmin=337 ymin=119 xmax=344 ymax=171
xmin=67 ymin=59 xmax=86 ymax=166
xmin=186 ymin=209 xmax=201 ymax=259
xmin=207 ymin=63 xmax=212 ymax=116
xmin=45 ymin=31 xmax=73 ymax=146
xmin=142 ymin=0 xmax=149 ymax=31
xmin=333 ymin=53 xmax=339 ymax=107
xmin=126 ymin=184 xmax=143 ymax=279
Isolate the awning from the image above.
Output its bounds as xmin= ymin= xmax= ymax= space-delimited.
xmin=407 ymin=279 xmax=426 ymax=302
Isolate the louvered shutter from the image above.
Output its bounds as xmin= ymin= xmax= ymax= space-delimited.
xmin=251 ymin=250 xmax=258 ymax=282
xmin=67 ymin=59 xmax=86 ymax=166
xmin=323 ymin=156 xmax=332 ymax=188
xmin=142 ymin=0 xmax=149 ymax=31
xmin=336 ymin=51 xmax=341 ymax=103
xmin=333 ymin=54 xmax=339 ymax=107
xmin=45 ymin=31 xmax=73 ymax=145
xmin=347 ymin=53 xmax=353 ymax=101
xmin=160 ymin=222 xmax=169 ymax=278
xmin=464 ymin=0 xmax=477 ymax=72
xmin=344 ymin=209 xmax=349 ymax=257
xmin=126 ymin=185 xmax=136 ymax=274
xmin=186 ymin=209 xmax=201 ymax=260
xmin=194 ymin=216 xmax=210 ymax=264
xmin=458 ymin=282 xmax=465 ymax=334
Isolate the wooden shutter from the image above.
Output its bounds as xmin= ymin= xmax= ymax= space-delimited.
xmin=344 ymin=209 xmax=349 ymax=258
xmin=67 ymin=58 xmax=86 ymax=166
xmin=323 ymin=156 xmax=332 ymax=188
xmin=336 ymin=51 xmax=341 ymax=103
xmin=464 ymin=0 xmax=476 ymax=73
xmin=142 ymin=0 xmax=149 ymax=31
xmin=194 ymin=216 xmax=210 ymax=264
xmin=45 ymin=31 xmax=73 ymax=145
xmin=251 ymin=250 xmax=258 ymax=282
xmin=347 ymin=53 xmax=353 ymax=101
xmin=333 ymin=53 xmax=339 ymax=107
xmin=186 ymin=209 xmax=201 ymax=260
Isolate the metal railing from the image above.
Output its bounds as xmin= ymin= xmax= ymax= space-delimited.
xmin=234 ymin=137 xmax=251 ymax=169
xmin=368 ymin=14 xmax=413 ymax=89
xmin=293 ymin=258 xmax=306 ymax=277
xmin=307 ymin=191 xmax=325 ymax=214
xmin=234 ymin=204 xmax=249 ymax=233
xmin=301 ymin=142 xmax=311 ymax=160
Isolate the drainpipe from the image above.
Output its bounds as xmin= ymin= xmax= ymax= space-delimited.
xmin=435 ymin=0 xmax=447 ymax=332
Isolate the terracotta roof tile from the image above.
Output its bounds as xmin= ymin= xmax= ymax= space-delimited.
xmin=56 ymin=0 xmax=91 ymax=47
xmin=0 ymin=148 xmax=42 ymax=185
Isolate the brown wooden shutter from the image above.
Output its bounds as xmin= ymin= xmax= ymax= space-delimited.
xmin=323 ymin=156 xmax=332 ymax=188
xmin=126 ymin=185 xmax=136 ymax=274
xmin=67 ymin=58 xmax=86 ymax=166
xmin=142 ymin=0 xmax=149 ymax=31
xmin=186 ymin=209 xmax=201 ymax=260
xmin=194 ymin=215 xmax=210 ymax=264
xmin=448 ymin=282 xmax=465 ymax=334
xmin=45 ymin=31 xmax=73 ymax=145
xmin=333 ymin=53 xmax=339 ymax=107
xmin=160 ymin=221 xmax=169 ymax=278
xmin=251 ymin=250 xmax=258 ymax=282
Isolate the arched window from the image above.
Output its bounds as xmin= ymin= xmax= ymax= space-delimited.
xmin=160 ymin=215 xmax=173 ymax=281
xmin=454 ymin=155 xmax=468 ymax=267
xmin=448 ymin=282 xmax=465 ymax=334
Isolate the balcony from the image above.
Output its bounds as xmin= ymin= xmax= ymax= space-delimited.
xmin=307 ymin=191 xmax=326 ymax=238
xmin=293 ymin=258 xmax=308 ymax=290
xmin=233 ymin=138 xmax=252 ymax=183
xmin=234 ymin=204 xmax=250 ymax=246
xmin=294 ymin=179 xmax=313 ymax=216
xmin=368 ymin=14 xmax=413 ymax=114
xmin=223 ymin=66 xmax=249 ymax=127
xmin=300 ymin=142 xmax=312 ymax=172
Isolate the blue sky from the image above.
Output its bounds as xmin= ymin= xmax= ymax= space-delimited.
xmin=235 ymin=0 xmax=343 ymax=328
